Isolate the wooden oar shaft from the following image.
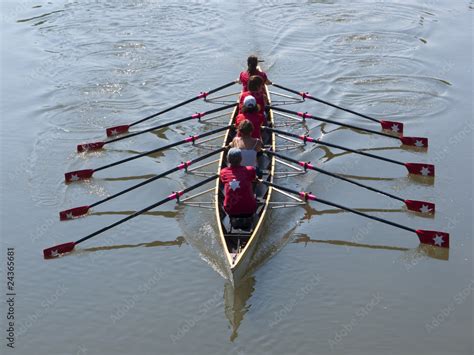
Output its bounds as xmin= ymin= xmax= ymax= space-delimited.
xmin=270 ymin=106 xmax=399 ymax=140
xmin=273 ymin=83 xmax=380 ymax=123
xmin=265 ymin=127 xmax=405 ymax=167
xmin=265 ymin=150 xmax=405 ymax=202
xmin=94 ymin=125 xmax=231 ymax=173
xmin=129 ymin=81 xmax=236 ymax=128
xmin=76 ymin=175 xmax=218 ymax=245
xmin=106 ymin=103 xmax=236 ymax=145
xmin=262 ymin=181 xmax=417 ymax=234
xmin=90 ymin=147 xmax=224 ymax=208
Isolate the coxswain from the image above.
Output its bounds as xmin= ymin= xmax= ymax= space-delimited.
xmin=235 ymin=96 xmax=264 ymax=139
xmin=220 ymin=148 xmax=257 ymax=217
xmin=238 ymin=55 xmax=272 ymax=92
xmin=230 ymin=119 xmax=263 ymax=177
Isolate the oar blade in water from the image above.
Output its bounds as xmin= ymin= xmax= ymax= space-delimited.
xmin=405 ymin=163 xmax=435 ymax=177
xmin=404 ymin=200 xmax=435 ymax=214
xmin=65 ymin=169 xmax=94 ymax=183
xmin=380 ymin=120 xmax=404 ymax=135
xmin=400 ymin=136 xmax=428 ymax=148
xmin=106 ymin=125 xmax=129 ymax=137
xmin=416 ymin=230 xmax=450 ymax=248
xmin=59 ymin=206 xmax=90 ymax=220
xmin=43 ymin=242 xmax=76 ymax=259
xmin=77 ymin=141 xmax=105 ymax=153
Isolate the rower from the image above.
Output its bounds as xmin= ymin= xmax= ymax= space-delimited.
xmin=239 ymin=75 xmax=267 ymax=114
xmin=230 ymin=119 xmax=263 ymax=177
xmin=220 ymin=148 xmax=257 ymax=230
xmin=238 ymin=55 xmax=272 ymax=92
xmin=235 ymin=96 xmax=264 ymax=140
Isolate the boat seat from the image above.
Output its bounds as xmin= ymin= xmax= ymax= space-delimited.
xmin=229 ymin=214 xmax=254 ymax=232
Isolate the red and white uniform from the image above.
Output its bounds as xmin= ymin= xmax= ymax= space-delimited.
xmin=239 ymin=70 xmax=268 ymax=91
xmin=235 ymin=111 xmax=264 ymax=139
xmin=240 ymin=90 xmax=266 ymax=113
xmin=220 ymin=166 xmax=257 ymax=216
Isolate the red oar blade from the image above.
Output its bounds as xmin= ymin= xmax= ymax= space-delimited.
xmin=77 ymin=141 xmax=105 ymax=153
xmin=416 ymin=230 xmax=449 ymax=248
xmin=43 ymin=242 xmax=76 ymax=259
xmin=59 ymin=206 xmax=90 ymax=221
xmin=65 ymin=169 xmax=94 ymax=183
xmin=380 ymin=120 xmax=404 ymax=135
xmin=106 ymin=125 xmax=129 ymax=137
xmin=404 ymin=200 xmax=435 ymax=214
xmin=405 ymin=163 xmax=435 ymax=177
xmin=400 ymin=136 xmax=428 ymax=148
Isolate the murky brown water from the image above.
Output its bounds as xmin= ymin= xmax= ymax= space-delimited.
xmin=1 ymin=1 xmax=472 ymax=354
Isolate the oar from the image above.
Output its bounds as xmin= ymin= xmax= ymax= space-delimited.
xmin=262 ymin=181 xmax=449 ymax=248
xmin=44 ymin=175 xmax=218 ymax=259
xmin=265 ymin=150 xmax=435 ymax=214
xmin=106 ymin=81 xmax=236 ymax=137
xmin=264 ymin=127 xmax=435 ymax=177
xmin=270 ymin=106 xmax=427 ymax=148
xmin=60 ymin=147 xmax=225 ymax=220
xmin=272 ymin=83 xmax=404 ymax=135
xmin=65 ymin=125 xmax=231 ymax=182
xmin=78 ymin=104 xmax=236 ymax=152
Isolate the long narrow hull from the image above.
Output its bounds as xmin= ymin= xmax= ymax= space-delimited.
xmin=215 ymin=84 xmax=275 ymax=284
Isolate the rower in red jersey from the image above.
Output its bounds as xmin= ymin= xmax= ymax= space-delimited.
xmin=235 ymin=96 xmax=264 ymax=139
xmin=238 ymin=55 xmax=272 ymax=92
xmin=239 ymin=75 xmax=267 ymax=114
xmin=220 ymin=148 xmax=257 ymax=217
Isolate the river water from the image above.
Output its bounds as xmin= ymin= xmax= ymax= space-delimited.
xmin=0 ymin=1 xmax=472 ymax=354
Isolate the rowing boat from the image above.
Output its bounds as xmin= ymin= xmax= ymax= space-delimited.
xmin=215 ymin=84 xmax=275 ymax=283
xmin=45 ymin=71 xmax=449 ymax=274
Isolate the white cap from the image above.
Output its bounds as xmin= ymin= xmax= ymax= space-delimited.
xmin=243 ymin=95 xmax=257 ymax=108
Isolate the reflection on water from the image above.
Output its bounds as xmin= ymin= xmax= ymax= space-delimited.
xmin=17 ymin=10 xmax=65 ymax=23
xmin=81 ymin=236 xmax=187 ymax=254
xmin=221 ymin=230 xmax=449 ymax=342
xmin=103 ymin=174 xmax=158 ymax=181
xmin=302 ymin=204 xmax=403 ymax=220
xmin=224 ymin=276 xmax=255 ymax=342
xmin=64 ymin=228 xmax=449 ymax=343
xmin=91 ymin=210 xmax=178 ymax=218
xmin=2 ymin=0 xmax=471 ymax=353
xmin=292 ymin=234 xmax=449 ymax=261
